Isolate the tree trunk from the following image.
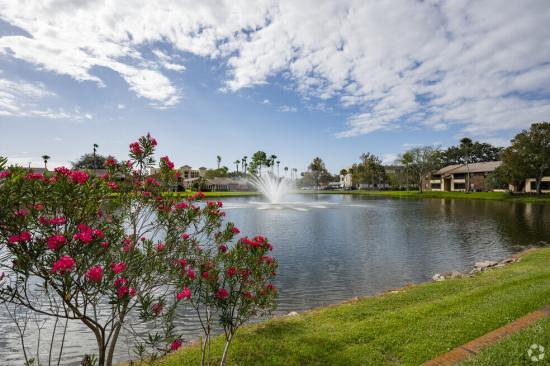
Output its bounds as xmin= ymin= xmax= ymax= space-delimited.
xmin=220 ymin=335 xmax=233 ymax=366
xmin=536 ymin=178 xmax=542 ymax=195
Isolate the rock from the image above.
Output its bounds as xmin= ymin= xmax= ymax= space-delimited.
xmin=432 ymin=273 xmax=445 ymax=281
xmin=286 ymin=311 xmax=299 ymax=317
xmin=500 ymin=258 xmax=514 ymax=264
xmin=450 ymin=271 xmax=463 ymax=279
xmin=474 ymin=260 xmax=498 ymax=271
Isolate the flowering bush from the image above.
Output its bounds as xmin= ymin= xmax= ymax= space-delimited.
xmin=0 ymin=134 xmax=277 ymax=366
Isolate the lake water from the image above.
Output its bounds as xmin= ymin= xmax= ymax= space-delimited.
xmin=1 ymin=194 xmax=549 ymax=365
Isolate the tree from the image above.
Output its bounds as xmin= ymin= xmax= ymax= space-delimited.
xmin=269 ymin=155 xmax=277 ymax=173
xmin=501 ymin=122 xmax=550 ymax=194
xmin=234 ymin=160 xmax=240 ymax=172
xmin=241 ymin=156 xmax=247 ymax=173
xmin=407 ymin=146 xmax=441 ymax=193
xmin=216 ymin=155 xmax=222 ymax=169
xmin=397 ymin=151 xmax=414 ymax=190
xmin=249 ymin=151 xmax=268 ymax=176
xmin=307 ymin=157 xmax=330 ymax=189
xmin=93 ymin=143 xmax=99 ymax=169
xmin=276 ymin=160 xmax=280 ymax=178
xmin=284 ymin=166 xmax=289 ymax=177
xmin=440 ymin=141 xmax=502 ymax=165
xmin=41 ymin=155 xmax=50 ymax=170
xmin=0 ymin=134 xmax=277 ymax=366
xmin=460 ymin=137 xmax=473 ymax=192
xmin=72 ymin=153 xmax=111 ymax=170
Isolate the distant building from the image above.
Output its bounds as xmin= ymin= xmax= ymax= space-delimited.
xmin=427 ymin=161 xmax=502 ymax=192
xmin=524 ymin=177 xmax=550 ymax=193
xmin=204 ymin=177 xmax=249 ymax=191
xmin=339 ymin=167 xmax=353 ymax=189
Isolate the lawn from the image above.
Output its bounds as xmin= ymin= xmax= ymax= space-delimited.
xmin=460 ymin=316 xmax=550 ymax=365
xmin=149 ymin=248 xmax=550 ymax=366
xmin=302 ymin=190 xmax=550 ymax=203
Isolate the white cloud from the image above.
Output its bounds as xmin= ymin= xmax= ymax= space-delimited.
xmin=0 ymin=77 xmax=90 ymax=120
xmin=381 ymin=153 xmax=398 ymax=165
xmin=279 ymin=105 xmax=297 ymax=112
xmin=261 ymin=99 xmax=270 ymax=104
xmin=0 ymin=0 xmax=549 ymax=134
xmin=117 ymin=104 xmax=125 ymax=109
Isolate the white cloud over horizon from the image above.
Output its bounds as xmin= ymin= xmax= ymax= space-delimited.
xmin=1 ymin=0 xmax=549 ymax=137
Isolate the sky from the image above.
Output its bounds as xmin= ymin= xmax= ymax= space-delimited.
xmin=1 ymin=0 xmax=549 ymax=174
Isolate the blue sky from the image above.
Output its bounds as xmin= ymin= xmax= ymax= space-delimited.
xmin=1 ymin=1 xmax=549 ymax=173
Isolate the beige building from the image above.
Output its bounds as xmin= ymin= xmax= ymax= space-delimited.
xmin=339 ymin=167 xmax=353 ymax=189
xmin=428 ymin=161 xmax=502 ymax=192
xmin=525 ymin=177 xmax=550 ymax=193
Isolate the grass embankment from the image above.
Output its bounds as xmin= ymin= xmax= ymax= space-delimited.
xmin=310 ymin=190 xmax=550 ymax=203
xmin=154 ymin=248 xmax=550 ymax=366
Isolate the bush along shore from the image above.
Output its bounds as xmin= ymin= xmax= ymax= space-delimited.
xmin=143 ymin=246 xmax=550 ymax=366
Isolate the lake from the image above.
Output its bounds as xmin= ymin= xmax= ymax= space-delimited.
xmin=1 ymin=194 xmax=549 ymax=365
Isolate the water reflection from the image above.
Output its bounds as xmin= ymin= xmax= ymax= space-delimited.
xmin=1 ymin=195 xmax=549 ymax=365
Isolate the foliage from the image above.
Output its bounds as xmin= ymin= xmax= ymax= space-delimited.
xmin=399 ymin=146 xmax=441 ymax=192
xmin=440 ymin=141 xmax=502 ymax=165
xmin=72 ymin=153 xmax=113 ymax=170
xmin=500 ymin=122 xmax=550 ymax=194
xmin=205 ymin=167 xmax=229 ymax=179
xmin=350 ymin=153 xmax=386 ymax=189
xmin=248 ymin=151 xmax=268 ymax=176
xmin=0 ymin=155 xmax=7 ymax=170
xmin=155 ymin=249 xmax=550 ymax=366
xmin=307 ymin=157 xmax=330 ymax=188
xmin=0 ymin=134 xmax=277 ymax=366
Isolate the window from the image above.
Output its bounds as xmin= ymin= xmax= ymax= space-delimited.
xmin=453 ymin=183 xmax=465 ymax=190
xmin=530 ymin=181 xmax=550 ymax=190
xmin=431 ymin=183 xmax=441 ymax=189
xmin=453 ymin=173 xmax=466 ymax=179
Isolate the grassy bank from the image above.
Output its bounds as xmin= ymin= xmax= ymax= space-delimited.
xmin=150 ymin=248 xmax=550 ymax=366
xmin=304 ymin=190 xmax=550 ymax=203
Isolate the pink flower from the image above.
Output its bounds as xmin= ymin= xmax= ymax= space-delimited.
xmin=226 ymin=267 xmax=237 ymax=278
xmin=218 ymin=245 xmax=228 ymax=253
xmin=160 ymin=156 xmax=175 ymax=170
xmin=51 ymin=256 xmax=75 ymax=274
xmin=106 ymin=181 xmax=118 ymax=190
xmin=33 ymin=204 xmax=44 ymax=210
xmin=103 ymin=158 xmax=117 ymax=167
xmin=155 ymin=242 xmax=166 ymax=251
xmin=170 ymin=339 xmax=182 ymax=351
xmin=111 ymin=262 xmax=126 ymax=274
xmin=15 ymin=209 xmax=29 ymax=216
xmin=130 ymin=288 xmax=136 ymax=297
xmin=202 ymin=271 xmax=209 ymax=280
xmin=18 ymin=231 xmax=32 ymax=242
xmin=231 ymin=226 xmax=240 ymax=234
xmin=129 ymin=142 xmax=142 ymax=155
xmin=94 ymin=229 xmax=104 ymax=238
xmin=216 ymin=288 xmax=229 ymax=299
xmin=73 ymin=225 xmax=93 ymax=244
xmin=50 ymin=216 xmax=66 ymax=225
xmin=152 ymin=303 xmax=163 ymax=315
xmin=181 ymin=233 xmax=190 ymax=240
xmin=85 ymin=266 xmax=103 ymax=283
xmin=100 ymin=241 xmax=109 ymax=248
xmin=176 ymin=287 xmax=191 ymax=300
xmin=39 ymin=216 xmax=49 ymax=225
xmin=117 ymin=286 xmax=129 ymax=299
xmin=0 ymin=170 xmax=10 ymax=178
xmin=54 ymin=167 xmax=71 ymax=176
xmin=8 ymin=235 xmax=20 ymax=244
xmin=175 ymin=201 xmax=188 ymax=210
xmin=217 ymin=201 xmax=223 ymax=207
xmin=47 ymin=234 xmax=66 ymax=250
xmin=69 ymin=170 xmax=89 ymax=185
xmin=187 ymin=268 xmax=195 ymax=280
xmin=26 ymin=173 xmax=44 ymax=180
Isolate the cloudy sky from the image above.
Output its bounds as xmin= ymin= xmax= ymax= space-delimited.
xmin=1 ymin=0 xmax=549 ymax=172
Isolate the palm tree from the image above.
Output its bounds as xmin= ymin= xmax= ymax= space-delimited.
xmin=42 ymin=155 xmax=50 ymax=170
xmin=276 ymin=160 xmax=280 ymax=178
xmin=234 ymin=160 xmax=240 ymax=172
xmin=93 ymin=143 xmax=99 ymax=169
xmin=244 ymin=162 xmax=248 ymax=175
xmin=270 ymin=154 xmax=277 ymax=174
xmin=284 ymin=166 xmax=289 ymax=177
xmin=460 ymin=137 xmax=473 ymax=192
xmin=216 ymin=155 xmax=222 ymax=169
xmin=241 ymin=156 xmax=247 ymax=173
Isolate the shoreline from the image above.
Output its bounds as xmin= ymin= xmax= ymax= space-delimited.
xmin=120 ymin=245 xmax=550 ymax=366
xmin=170 ymin=190 xmax=550 ymax=203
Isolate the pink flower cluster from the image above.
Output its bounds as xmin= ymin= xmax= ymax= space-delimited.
xmin=8 ymin=231 xmax=32 ymax=244
xmin=51 ymin=255 xmax=75 ymax=274
xmin=129 ymin=142 xmax=142 ymax=155
xmin=0 ymin=170 xmax=10 ymax=179
xmin=70 ymin=171 xmax=89 ymax=185
xmin=40 ymin=216 xmax=66 ymax=226
xmin=73 ymin=224 xmax=103 ymax=244
xmin=47 ymin=234 xmax=66 ymax=250
xmin=176 ymin=287 xmax=191 ymax=300
xmin=170 ymin=339 xmax=182 ymax=351
xmin=160 ymin=156 xmax=175 ymax=170
xmin=111 ymin=261 xmax=126 ymax=274
xmin=86 ymin=265 xmax=103 ymax=283
xmin=239 ymin=235 xmax=272 ymax=250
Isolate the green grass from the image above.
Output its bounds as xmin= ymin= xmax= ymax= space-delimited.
xmin=150 ymin=248 xmax=550 ymax=366
xmin=304 ymin=190 xmax=550 ymax=203
xmin=460 ymin=316 xmax=550 ymax=365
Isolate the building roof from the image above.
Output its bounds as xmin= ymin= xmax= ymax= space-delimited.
xmin=435 ymin=161 xmax=502 ymax=176
xmin=206 ymin=177 xmax=248 ymax=185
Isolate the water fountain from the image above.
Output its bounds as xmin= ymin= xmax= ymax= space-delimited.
xmin=248 ymin=174 xmax=294 ymax=204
